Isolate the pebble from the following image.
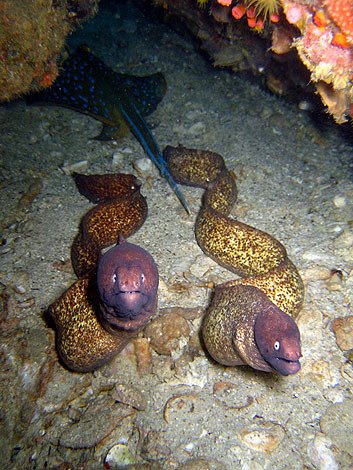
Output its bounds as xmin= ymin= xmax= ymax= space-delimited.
xmin=333 ymin=229 xmax=353 ymax=249
xmin=133 ymin=337 xmax=153 ymax=374
xmin=331 ymin=316 xmax=353 ymax=351
xmin=320 ymin=400 xmax=353 ymax=455
xmin=113 ymin=383 xmax=147 ymax=411
xmin=144 ymin=311 xmax=191 ymax=355
xmin=105 ymin=444 xmax=137 ymax=468
xmin=178 ymin=458 xmax=224 ymax=470
xmin=333 ymin=195 xmax=346 ymax=208
xmin=163 ymin=393 xmax=199 ymax=423
xmin=111 ymin=150 xmax=125 ymax=167
xmin=325 ymin=269 xmax=344 ymax=291
xmin=301 ymin=266 xmax=331 ymax=282
xmin=189 ymin=255 xmax=216 ymax=278
xmin=132 ymin=157 xmax=154 ymax=176
xmin=186 ymin=121 xmax=206 ymax=136
xmin=307 ymin=433 xmax=339 ymax=470
xmin=61 ymin=160 xmax=88 ymax=175
xmin=303 ymin=359 xmax=340 ymax=388
xmin=238 ymin=422 xmax=285 ymax=453
xmin=58 ymin=397 xmax=135 ymax=449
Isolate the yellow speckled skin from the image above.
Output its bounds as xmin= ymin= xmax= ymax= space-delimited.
xmin=165 ymin=145 xmax=304 ymax=372
xmin=71 ymin=174 xmax=148 ymax=277
xmin=49 ymin=278 xmax=134 ymax=372
xmin=49 ymin=173 xmax=150 ymax=372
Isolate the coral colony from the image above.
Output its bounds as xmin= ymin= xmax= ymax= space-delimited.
xmin=210 ymin=0 xmax=353 ymax=123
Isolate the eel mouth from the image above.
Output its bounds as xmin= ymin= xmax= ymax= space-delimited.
xmin=112 ymin=289 xmax=148 ymax=316
xmin=271 ymin=356 xmax=301 ymax=376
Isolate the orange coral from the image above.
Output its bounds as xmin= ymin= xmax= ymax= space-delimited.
xmin=232 ymin=4 xmax=246 ymax=19
xmin=224 ymin=0 xmax=283 ymax=32
xmin=281 ymin=0 xmax=353 ymax=122
xmin=217 ymin=0 xmax=232 ymax=6
xmin=325 ymin=0 xmax=353 ymax=45
xmin=331 ymin=31 xmax=349 ymax=49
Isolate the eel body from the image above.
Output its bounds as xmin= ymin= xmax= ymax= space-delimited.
xmin=164 ymin=146 xmax=304 ymax=375
xmin=49 ymin=173 xmax=158 ymax=372
xmin=28 ymin=46 xmax=189 ymax=212
xmin=48 ymin=145 xmax=303 ymax=375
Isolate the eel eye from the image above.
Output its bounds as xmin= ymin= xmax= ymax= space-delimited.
xmin=112 ymin=273 xmax=117 ymax=283
xmin=274 ymin=341 xmax=280 ymax=351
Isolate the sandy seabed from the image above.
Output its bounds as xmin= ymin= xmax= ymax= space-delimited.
xmin=0 ymin=1 xmax=353 ymax=468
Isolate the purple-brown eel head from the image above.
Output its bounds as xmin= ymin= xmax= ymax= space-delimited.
xmin=97 ymin=236 xmax=159 ymax=334
xmin=254 ymin=304 xmax=301 ymax=376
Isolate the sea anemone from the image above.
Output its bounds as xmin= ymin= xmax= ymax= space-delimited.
xmin=244 ymin=0 xmax=280 ymax=22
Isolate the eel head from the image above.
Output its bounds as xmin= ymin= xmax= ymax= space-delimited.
xmin=97 ymin=236 xmax=159 ymax=334
xmin=254 ymin=304 xmax=301 ymax=375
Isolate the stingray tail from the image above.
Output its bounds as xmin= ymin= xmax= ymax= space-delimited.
xmin=119 ymin=98 xmax=190 ymax=214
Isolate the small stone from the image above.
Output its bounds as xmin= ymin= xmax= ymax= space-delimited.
xmin=333 ymin=230 xmax=353 ymax=249
xmin=13 ymin=284 xmax=26 ymax=294
xmin=325 ymin=269 xmax=344 ymax=291
xmin=301 ymin=266 xmax=332 ymax=282
xmin=238 ymin=422 xmax=285 ymax=453
xmin=58 ymin=397 xmax=135 ymax=449
xmin=105 ymin=444 xmax=137 ymax=468
xmin=189 ymin=255 xmax=215 ymax=278
xmin=61 ymin=160 xmax=88 ymax=175
xmin=186 ymin=121 xmax=206 ymax=136
xmin=298 ymin=100 xmax=312 ymax=111
xmin=29 ymin=134 xmax=39 ymax=144
xmin=141 ymin=430 xmax=171 ymax=461
xmin=133 ymin=337 xmax=153 ymax=374
xmin=331 ymin=316 xmax=353 ymax=351
xmin=304 ymin=359 xmax=339 ymax=387
xmin=307 ymin=433 xmax=338 ymax=470
xmin=145 ymin=312 xmax=191 ymax=355
xmin=320 ymin=400 xmax=353 ymax=455
xmin=132 ymin=157 xmax=154 ymax=176
xmin=111 ymin=150 xmax=125 ymax=167
xmin=113 ymin=384 xmax=147 ymax=411
xmin=333 ymin=195 xmax=346 ymax=208
xmin=178 ymin=458 xmax=224 ymax=470
xmin=163 ymin=393 xmax=199 ymax=423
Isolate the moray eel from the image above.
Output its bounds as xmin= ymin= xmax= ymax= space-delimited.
xmin=28 ymin=46 xmax=189 ymax=213
xmin=164 ymin=145 xmax=304 ymax=376
xmin=97 ymin=235 xmax=158 ymax=336
xmin=48 ymin=173 xmax=158 ymax=372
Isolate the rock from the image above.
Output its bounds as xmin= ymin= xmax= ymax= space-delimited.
xmin=238 ymin=422 xmax=285 ymax=453
xmin=331 ymin=316 xmax=353 ymax=351
xmin=144 ymin=312 xmax=191 ymax=355
xmin=320 ymin=400 xmax=353 ymax=455
xmin=333 ymin=230 xmax=353 ymax=250
xmin=178 ymin=458 xmax=226 ymax=469
xmin=333 ymin=195 xmax=346 ymax=208
xmin=141 ymin=430 xmax=171 ymax=461
xmin=105 ymin=444 xmax=137 ymax=468
xmin=325 ymin=269 xmax=344 ymax=291
xmin=113 ymin=384 xmax=147 ymax=411
xmin=61 ymin=160 xmax=88 ymax=175
xmin=133 ymin=337 xmax=153 ymax=375
xmin=58 ymin=396 xmax=136 ymax=449
xmin=186 ymin=121 xmax=206 ymax=136
xmin=307 ymin=433 xmax=339 ymax=470
xmin=163 ymin=393 xmax=199 ymax=423
xmin=132 ymin=157 xmax=154 ymax=176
